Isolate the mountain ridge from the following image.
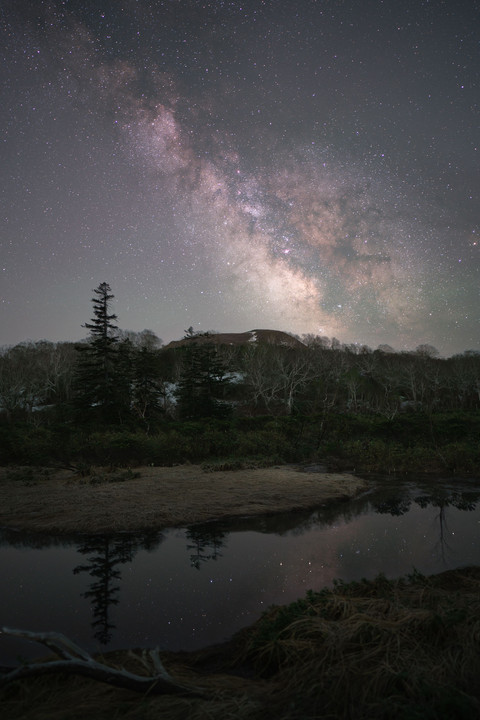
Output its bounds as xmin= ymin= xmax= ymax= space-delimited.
xmin=163 ymin=328 xmax=306 ymax=349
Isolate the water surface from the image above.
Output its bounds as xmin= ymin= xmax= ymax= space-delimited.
xmin=1 ymin=477 xmax=479 ymax=664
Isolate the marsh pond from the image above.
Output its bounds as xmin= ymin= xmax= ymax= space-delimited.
xmin=1 ymin=477 xmax=480 ymax=665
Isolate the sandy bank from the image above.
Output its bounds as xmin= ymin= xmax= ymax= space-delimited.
xmin=0 ymin=465 xmax=367 ymax=534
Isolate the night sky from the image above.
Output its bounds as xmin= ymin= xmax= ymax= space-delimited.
xmin=1 ymin=0 xmax=479 ymax=355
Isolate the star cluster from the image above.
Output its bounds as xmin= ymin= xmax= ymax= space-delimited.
xmin=1 ymin=0 xmax=478 ymax=354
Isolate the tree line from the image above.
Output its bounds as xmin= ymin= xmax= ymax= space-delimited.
xmin=1 ymin=282 xmax=479 ymax=426
xmin=1 ymin=283 xmax=479 ymax=472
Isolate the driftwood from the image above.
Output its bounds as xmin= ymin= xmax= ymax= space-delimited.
xmin=0 ymin=627 xmax=205 ymax=697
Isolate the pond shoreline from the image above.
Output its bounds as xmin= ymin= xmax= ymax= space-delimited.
xmin=2 ymin=566 xmax=480 ymax=719
xmin=2 ymin=468 xmax=480 ymax=719
xmin=0 ymin=464 xmax=368 ymax=535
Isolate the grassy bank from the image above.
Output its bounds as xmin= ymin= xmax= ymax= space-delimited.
xmin=2 ymin=567 xmax=479 ymax=719
xmin=0 ymin=465 xmax=366 ymax=534
xmin=1 ymin=411 xmax=479 ymax=474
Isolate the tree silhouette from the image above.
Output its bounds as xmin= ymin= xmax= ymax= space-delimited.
xmin=73 ymin=282 xmax=129 ymax=423
xmin=415 ymin=490 xmax=479 ymax=564
xmin=186 ymin=525 xmax=226 ymax=570
xmin=73 ymin=533 xmax=164 ymax=645
xmin=176 ymin=342 xmax=232 ymax=419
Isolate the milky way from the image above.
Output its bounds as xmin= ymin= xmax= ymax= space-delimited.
xmin=1 ymin=0 xmax=478 ymax=355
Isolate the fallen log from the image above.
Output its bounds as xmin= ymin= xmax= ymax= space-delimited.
xmin=0 ymin=627 xmax=206 ymax=697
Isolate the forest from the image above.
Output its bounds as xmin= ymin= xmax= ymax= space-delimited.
xmin=1 ymin=283 xmax=479 ymax=473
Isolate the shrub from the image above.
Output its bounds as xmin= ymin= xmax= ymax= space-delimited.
xmin=3 ymin=466 xmax=47 ymax=485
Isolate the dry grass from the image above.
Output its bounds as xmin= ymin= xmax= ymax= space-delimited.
xmin=0 ymin=464 xmax=366 ymax=534
xmin=0 ymin=644 xmax=269 ymax=720
xmin=241 ymin=566 xmax=480 ymax=718
xmin=2 ymin=568 xmax=480 ymax=719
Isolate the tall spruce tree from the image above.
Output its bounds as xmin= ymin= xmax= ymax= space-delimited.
xmin=74 ymin=282 xmax=128 ymax=423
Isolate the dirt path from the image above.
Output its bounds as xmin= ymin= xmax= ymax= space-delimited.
xmin=0 ymin=465 xmax=367 ymax=534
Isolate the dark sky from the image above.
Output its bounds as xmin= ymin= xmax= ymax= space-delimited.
xmin=1 ymin=0 xmax=479 ymax=355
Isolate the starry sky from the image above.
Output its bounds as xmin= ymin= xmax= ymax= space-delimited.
xmin=1 ymin=0 xmax=479 ymax=355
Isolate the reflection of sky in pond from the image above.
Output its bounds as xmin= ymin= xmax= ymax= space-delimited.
xmin=1 ymin=480 xmax=480 ymax=664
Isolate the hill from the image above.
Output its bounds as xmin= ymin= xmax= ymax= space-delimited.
xmin=163 ymin=329 xmax=306 ymax=350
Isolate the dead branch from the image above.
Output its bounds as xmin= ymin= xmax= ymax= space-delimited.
xmin=0 ymin=627 xmax=205 ymax=697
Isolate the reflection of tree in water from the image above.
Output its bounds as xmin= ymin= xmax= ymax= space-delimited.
xmin=372 ymin=497 xmax=412 ymax=516
xmin=372 ymin=489 xmax=479 ymax=517
xmin=415 ymin=491 xmax=478 ymax=565
xmin=186 ymin=525 xmax=227 ymax=570
xmin=415 ymin=491 xmax=478 ymax=513
xmin=74 ymin=532 xmax=163 ymax=645
xmin=370 ymin=488 xmax=480 ymax=565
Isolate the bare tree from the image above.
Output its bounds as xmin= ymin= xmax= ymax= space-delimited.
xmin=242 ymin=345 xmax=316 ymax=414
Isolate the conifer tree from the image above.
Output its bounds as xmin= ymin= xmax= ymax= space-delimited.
xmin=176 ymin=342 xmax=231 ymax=419
xmin=74 ymin=282 xmax=127 ymax=423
